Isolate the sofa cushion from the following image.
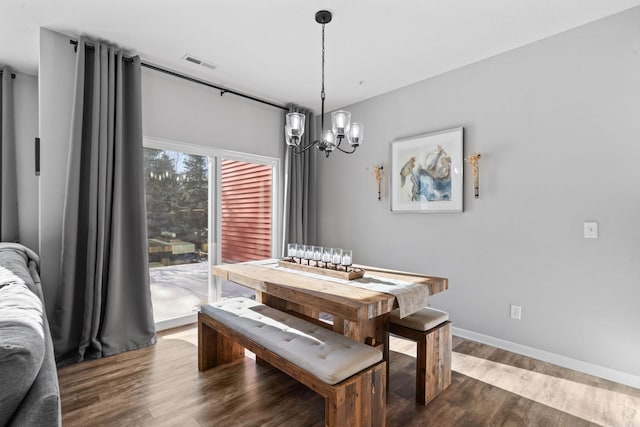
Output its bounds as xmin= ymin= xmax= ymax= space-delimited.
xmin=0 ymin=267 xmax=45 ymax=426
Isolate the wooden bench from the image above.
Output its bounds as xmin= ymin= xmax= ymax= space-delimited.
xmin=390 ymin=307 xmax=451 ymax=404
xmin=198 ymin=297 xmax=386 ymax=427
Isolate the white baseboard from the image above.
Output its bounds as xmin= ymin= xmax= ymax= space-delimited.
xmin=452 ymin=326 xmax=640 ymax=390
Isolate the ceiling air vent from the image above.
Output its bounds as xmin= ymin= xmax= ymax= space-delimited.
xmin=184 ymin=55 xmax=202 ymax=65
xmin=182 ymin=54 xmax=217 ymax=71
xmin=200 ymin=62 xmax=217 ymax=71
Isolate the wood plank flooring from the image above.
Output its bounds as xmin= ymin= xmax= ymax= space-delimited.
xmin=58 ymin=326 xmax=640 ymax=426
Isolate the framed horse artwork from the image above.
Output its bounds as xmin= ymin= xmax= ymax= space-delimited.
xmin=390 ymin=127 xmax=464 ymax=213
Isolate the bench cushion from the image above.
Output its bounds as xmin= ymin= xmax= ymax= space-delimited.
xmin=201 ymin=297 xmax=382 ymax=385
xmin=391 ymin=306 xmax=448 ymax=331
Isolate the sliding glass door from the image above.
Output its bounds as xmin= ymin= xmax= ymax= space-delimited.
xmin=144 ymin=139 xmax=279 ymax=330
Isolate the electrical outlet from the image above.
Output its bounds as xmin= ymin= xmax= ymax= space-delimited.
xmin=510 ymin=304 xmax=522 ymax=320
xmin=584 ymin=221 xmax=598 ymax=238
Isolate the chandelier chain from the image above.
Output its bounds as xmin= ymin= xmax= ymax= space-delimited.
xmin=321 ymin=23 xmax=325 ymax=98
xmin=321 ymin=23 xmax=326 ymax=132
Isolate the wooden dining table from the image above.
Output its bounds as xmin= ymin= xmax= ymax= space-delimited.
xmin=212 ymin=260 xmax=448 ymax=372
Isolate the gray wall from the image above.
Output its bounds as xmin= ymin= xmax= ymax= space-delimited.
xmin=316 ymin=7 xmax=640 ymax=378
xmin=37 ymin=28 xmax=285 ymax=316
xmin=13 ymin=72 xmax=39 ymax=250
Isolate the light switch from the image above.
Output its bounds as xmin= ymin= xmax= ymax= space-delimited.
xmin=584 ymin=221 xmax=598 ymax=239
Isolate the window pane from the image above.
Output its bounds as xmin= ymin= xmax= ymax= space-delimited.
xmin=144 ymin=148 xmax=209 ymax=322
xmin=220 ymin=160 xmax=272 ymax=262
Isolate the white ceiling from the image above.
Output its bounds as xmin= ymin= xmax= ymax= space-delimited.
xmin=1 ymin=0 xmax=639 ymax=112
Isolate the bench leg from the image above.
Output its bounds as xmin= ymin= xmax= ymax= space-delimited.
xmin=255 ymin=356 xmax=273 ymax=367
xmin=416 ymin=322 xmax=452 ymax=404
xmin=198 ymin=313 xmax=245 ymax=371
xmin=325 ymin=362 xmax=386 ymax=427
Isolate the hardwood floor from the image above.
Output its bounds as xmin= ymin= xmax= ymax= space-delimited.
xmin=58 ymin=326 xmax=640 ymax=426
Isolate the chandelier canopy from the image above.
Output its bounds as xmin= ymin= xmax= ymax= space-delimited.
xmin=285 ymin=10 xmax=363 ymax=158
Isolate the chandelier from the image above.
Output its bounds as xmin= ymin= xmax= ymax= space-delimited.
xmin=285 ymin=10 xmax=363 ymax=158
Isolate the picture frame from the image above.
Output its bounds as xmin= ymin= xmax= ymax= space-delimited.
xmin=390 ymin=127 xmax=463 ymax=213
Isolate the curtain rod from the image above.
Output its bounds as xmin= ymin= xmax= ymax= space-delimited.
xmin=0 ymin=70 xmax=16 ymax=79
xmin=69 ymin=40 xmax=287 ymax=111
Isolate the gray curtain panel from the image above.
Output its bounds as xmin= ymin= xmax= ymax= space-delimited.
xmin=52 ymin=39 xmax=156 ymax=363
xmin=0 ymin=68 xmax=18 ymax=242
xmin=283 ymin=106 xmax=317 ymax=248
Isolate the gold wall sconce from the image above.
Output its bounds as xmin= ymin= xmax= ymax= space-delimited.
xmin=465 ymin=153 xmax=481 ymax=198
xmin=373 ymin=164 xmax=384 ymax=201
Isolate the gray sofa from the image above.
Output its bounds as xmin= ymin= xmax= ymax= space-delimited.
xmin=0 ymin=243 xmax=61 ymax=427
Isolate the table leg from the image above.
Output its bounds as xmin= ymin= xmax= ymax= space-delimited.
xmin=334 ymin=314 xmax=390 ymax=382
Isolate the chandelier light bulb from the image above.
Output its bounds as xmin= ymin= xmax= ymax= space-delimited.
xmin=285 ymin=125 xmax=295 ymax=146
xmin=286 ymin=112 xmax=305 ymax=145
xmin=322 ymin=129 xmax=336 ymax=150
xmin=331 ymin=110 xmax=351 ymax=138
xmin=348 ymin=122 xmax=363 ymax=146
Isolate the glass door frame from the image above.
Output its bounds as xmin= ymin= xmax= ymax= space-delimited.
xmin=144 ymin=136 xmax=281 ymax=331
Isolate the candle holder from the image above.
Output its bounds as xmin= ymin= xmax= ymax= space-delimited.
xmin=341 ymin=249 xmax=353 ymax=271
xmin=313 ymin=246 xmax=323 ymax=267
xmin=278 ymin=259 xmax=365 ymax=280
xmin=279 ymin=246 xmax=364 ymax=279
xmin=331 ymin=248 xmax=342 ymax=270
xmin=304 ymin=245 xmax=314 ymax=265
xmin=287 ymin=243 xmax=297 ymax=259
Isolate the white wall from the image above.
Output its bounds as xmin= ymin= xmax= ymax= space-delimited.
xmin=13 ymin=72 xmax=39 ymax=250
xmin=142 ymin=68 xmax=284 ymax=159
xmin=316 ymin=7 xmax=640 ymax=382
xmin=38 ymin=28 xmax=76 ymax=315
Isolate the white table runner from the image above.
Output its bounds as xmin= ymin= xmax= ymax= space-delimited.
xmin=248 ymin=259 xmax=428 ymax=318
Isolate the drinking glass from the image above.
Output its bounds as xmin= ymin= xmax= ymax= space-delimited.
xmin=287 ymin=243 xmax=296 ymax=258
